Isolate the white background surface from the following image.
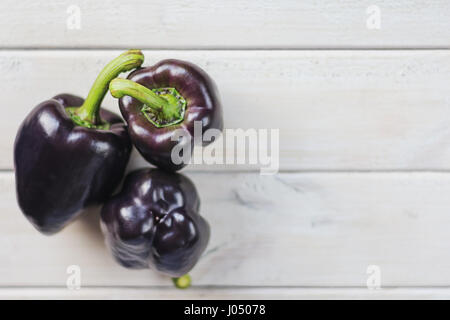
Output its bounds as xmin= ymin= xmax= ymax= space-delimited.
xmin=1 ymin=0 xmax=450 ymax=299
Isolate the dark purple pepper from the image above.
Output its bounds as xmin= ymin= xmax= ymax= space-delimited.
xmin=14 ymin=50 xmax=144 ymax=234
xmin=109 ymin=59 xmax=223 ymax=171
xmin=100 ymin=169 xmax=210 ymax=278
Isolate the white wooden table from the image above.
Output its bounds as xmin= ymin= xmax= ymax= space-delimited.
xmin=1 ymin=0 xmax=450 ymax=299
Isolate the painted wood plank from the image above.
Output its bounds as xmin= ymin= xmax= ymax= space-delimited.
xmin=2 ymin=171 xmax=450 ymax=287
xmin=3 ymin=287 xmax=450 ymax=300
xmin=1 ymin=1 xmax=450 ymax=48
xmin=2 ymin=50 xmax=450 ymax=171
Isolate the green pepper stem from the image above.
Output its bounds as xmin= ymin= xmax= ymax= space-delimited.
xmin=109 ymin=78 xmax=170 ymax=112
xmin=109 ymin=78 xmax=186 ymax=128
xmin=172 ymin=274 xmax=192 ymax=289
xmin=74 ymin=50 xmax=144 ymax=125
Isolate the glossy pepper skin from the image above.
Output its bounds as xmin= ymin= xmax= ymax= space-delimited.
xmin=100 ymin=169 xmax=210 ymax=277
xmin=114 ymin=59 xmax=223 ymax=171
xmin=14 ymin=50 xmax=143 ymax=234
xmin=14 ymin=94 xmax=131 ymax=234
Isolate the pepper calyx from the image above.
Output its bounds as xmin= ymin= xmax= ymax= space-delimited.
xmin=65 ymin=107 xmax=111 ymax=130
xmin=142 ymin=87 xmax=186 ymax=128
xmin=109 ymin=79 xmax=186 ymax=128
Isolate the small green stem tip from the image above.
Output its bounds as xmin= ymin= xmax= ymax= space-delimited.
xmin=69 ymin=49 xmax=144 ymax=128
xmin=109 ymin=78 xmax=186 ymax=128
xmin=172 ymin=274 xmax=191 ymax=289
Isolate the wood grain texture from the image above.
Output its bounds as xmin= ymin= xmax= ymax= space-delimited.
xmin=3 ymin=1 xmax=450 ymax=299
xmin=2 ymin=50 xmax=450 ymax=171
xmin=1 ymin=0 xmax=449 ymax=48
xmin=3 ymin=171 xmax=450 ymax=287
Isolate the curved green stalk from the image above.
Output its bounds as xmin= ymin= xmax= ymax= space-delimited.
xmin=70 ymin=50 xmax=144 ymax=127
xmin=109 ymin=78 xmax=186 ymax=128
